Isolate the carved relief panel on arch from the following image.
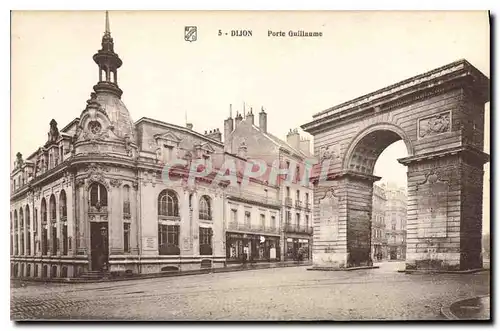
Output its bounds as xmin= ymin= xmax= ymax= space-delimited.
xmin=318 ymin=143 xmax=341 ymax=174
xmin=418 ymin=111 xmax=451 ymax=139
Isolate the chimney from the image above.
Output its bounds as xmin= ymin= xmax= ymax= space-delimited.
xmin=205 ymin=128 xmax=222 ymax=142
xmin=286 ymin=128 xmax=300 ymax=151
xmin=224 ymin=104 xmax=234 ymax=142
xmin=259 ymin=106 xmax=267 ymax=133
xmin=186 ymin=123 xmax=193 ymax=130
xmin=299 ymin=137 xmax=311 ymax=156
xmin=246 ymin=108 xmax=254 ymax=125
xmin=235 ymin=112 xmax=243 ymax=127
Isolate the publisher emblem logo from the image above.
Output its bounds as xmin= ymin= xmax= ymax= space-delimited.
xmin=185 ymin=26 xmax=197 ymax=42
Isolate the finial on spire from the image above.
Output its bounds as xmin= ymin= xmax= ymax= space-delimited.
xmin=105 ymin=11 xmax=110 ymax=34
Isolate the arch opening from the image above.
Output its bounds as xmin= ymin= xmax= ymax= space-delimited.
xmin=345 ymin=128 xmax=410 ymax=269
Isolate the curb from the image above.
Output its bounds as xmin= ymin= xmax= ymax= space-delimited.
xmin=11 ymin=262 xmax=312 ymax=284
xmin=400 ymin=268 xmax=488 ymax=274
xmin=307 ymin=266 xmax=380 ymax=271
xmin=440 ymin=295 xmax=490 ymax=320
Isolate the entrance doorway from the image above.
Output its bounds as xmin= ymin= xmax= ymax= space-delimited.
xmin=90 ymin=222 xmax=109 ymax=271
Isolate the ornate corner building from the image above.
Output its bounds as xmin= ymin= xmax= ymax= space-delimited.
xmin=10 ymin=13 xmax=314 ymax=279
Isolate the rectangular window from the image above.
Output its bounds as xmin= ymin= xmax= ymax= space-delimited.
xmin=286 ymin=186 xmax=290 ymax=198
xmin=295 ymin=165 xmax=301 ymax=182
xmin=260 ymin=214 xmax=266 ymax=228
xmin=271 ymin=215 xmax=276 ymax=229
xmin=51 ymin=225 xmax=57 ymax=255
xmin=305 ymin=192 xmax=309 ymax=203
xmin=42 ymin=227 xmax=48 ymax=255
xmin=158 ymin=224 xmax=180 ymax=255
xmin=286 ymin=210 xmax=291 ymax=223
xmin=199 ymin=227 xmax=213 ymax=255
xmin=20 ymin=235 xmax=24 ymax=256
xmin=245 ymin=211 xmax=251 ymax=226
xmin=62 ymin=223 xmax=68 ymax=255
xmin=296 ymin=213 xmax=300 ymax=227
xmin=305 ymin=214 xmax=309 ymax=227
xmin=123 ymin=223 xmax=130 ymax=253
xmin=296 ymin=190 xmax=300 ymax=200
xmin=231 ymin=209 xmax=238 ymax=223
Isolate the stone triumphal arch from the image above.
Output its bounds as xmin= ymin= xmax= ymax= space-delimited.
xmin=302 ymin=60 xmax=489 ymax=272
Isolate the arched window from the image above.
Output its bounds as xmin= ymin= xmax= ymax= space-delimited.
xmin=41 ymin=198 xmax=48 ymax=255
xmin=13 ymin=210 xmax=18 ymax=255
xmin=158 ymin=190 xmax=179 ymax=217
xmin=25 ymin=205 xmax=31 ymax=256
xmin=59 ymin=190 xmax=67 ymax=219
xmin=199 ymin=196 xmax=212 ymax=220
xmin=41 ymin=198 xmax=47 ymax=225
xmin=49 ymin=194 xmax=57 ymax=222
xmin=49 ymin=194 xmax=57 ymax=255
xmin=123 ymin=185 xmax=130 ymax=215
xmin=59 ymin=190 xmax=68 ymax=255
xmin=89 ymin=182 xmax=108 ymax=208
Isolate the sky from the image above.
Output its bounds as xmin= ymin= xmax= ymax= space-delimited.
xmin=11 ymin=11 xmax=490 ymax=230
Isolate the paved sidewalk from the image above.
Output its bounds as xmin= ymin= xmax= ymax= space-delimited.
xmin=11 ymin=260 xmax=312 ymax=284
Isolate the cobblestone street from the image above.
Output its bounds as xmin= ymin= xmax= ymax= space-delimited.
xmin=11 ymin=262 xmax=490 ymax=321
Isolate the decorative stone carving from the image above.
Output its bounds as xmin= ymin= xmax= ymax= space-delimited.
xmin=132 ymin=181 xmax=139 ymax=190
xmin=181 ymin=177 xmax=196 ymax=193
xmin=85 ymin=163 xmax=110 ymax=174
xmin=109 ymin=178 xmax=122 ymax=188
xmin=75 ymin=178 xmax=86 ymax=188
xmin=416 ymin=171 xmax=449 ymax=238
xmin=418 ymin=112 xmax=451 ymax=138
xmin=319 ymin=144 xmax=340 ymax=161
xmin=47 ymin=119 xmax=60 ymax=144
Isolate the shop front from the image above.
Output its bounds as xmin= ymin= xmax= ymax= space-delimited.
xmin=285 ymin=238 xmax=310 ymax=261
xmin=226 ymin=232 xmax=281 ymax=263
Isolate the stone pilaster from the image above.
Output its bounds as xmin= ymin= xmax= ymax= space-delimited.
xmin=212 ymin=193 xmax=225 ymax=257
xmin=77 ymin=182 xmax=88 ymax=255
xmin=130 ymin=182 xmax=139 ymax=255
xmin=401 ymin=148 xmax=488 ymax=271
xmin=180 ymin=190 xmax=193 ymax=255
xmin=192 ymin=192 xmax=200 ymax=257
xmin=109 ymin=183 xmax=122 ymax=255
xmin=311 ymin=172 xmax=378 ymax=269
xmin=66 ymin=185 xmax=74 ymax=256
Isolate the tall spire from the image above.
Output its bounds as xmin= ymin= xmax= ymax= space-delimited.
xmin=93 ymin=11 xmax=123 ymax=98
xmin=105 ymin=10 xmax=110 ymax=34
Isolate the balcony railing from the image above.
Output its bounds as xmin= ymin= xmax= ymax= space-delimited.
xmin=284 ymin=223 xmax=313 ymax=234
xmin=228 ymin=222 xmax=279 ymax=234
xmin=225 ymin=189 xmax=281 ymax=208
xmin=295 ymin=200 xmax=302 ymax=209
xmin=285 ymin=197 xmax=292 ymax=207
xmin=123 ymin=201 xmax=131 ymax=216
xmin=89 ymin=205 xmax=108 ymax=214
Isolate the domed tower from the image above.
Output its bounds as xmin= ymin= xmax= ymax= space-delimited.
xmin=91 ymin=11 xmax=135 ymax=140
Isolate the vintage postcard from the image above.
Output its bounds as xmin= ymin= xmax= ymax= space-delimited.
xmin=10 ymin=10 xmax=490 ymax=321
